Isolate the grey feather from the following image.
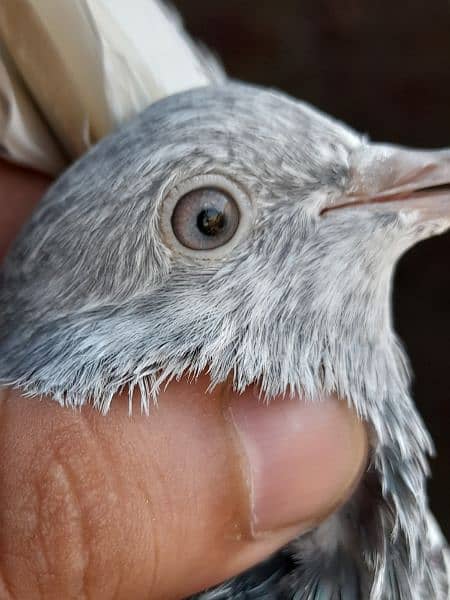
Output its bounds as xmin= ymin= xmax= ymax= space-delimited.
xmin=0 ymin=82 xmax=448 ymax=598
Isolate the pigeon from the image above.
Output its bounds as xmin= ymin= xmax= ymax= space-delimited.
xmin=0 ymin=3 xmax=449 ymax=600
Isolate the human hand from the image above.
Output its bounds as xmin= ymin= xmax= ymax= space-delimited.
xmin=0 ymin=160 xmax=367 ymax=599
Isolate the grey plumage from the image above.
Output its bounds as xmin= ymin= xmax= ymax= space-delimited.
xmin=0 ymin=82 xmax=449 ymax=598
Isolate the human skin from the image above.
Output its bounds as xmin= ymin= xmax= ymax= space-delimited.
xmin=0 ymin=160 xmax=367 ymax=599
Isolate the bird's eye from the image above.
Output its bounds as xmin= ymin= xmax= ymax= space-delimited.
xmin=171 ymin=188 xmax=239 ymax=250
xmin=162 ymin=175 xmax=254 ymax=258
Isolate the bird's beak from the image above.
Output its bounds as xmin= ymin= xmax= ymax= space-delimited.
xmin=324 ymin=144 xmax=450 ymax=225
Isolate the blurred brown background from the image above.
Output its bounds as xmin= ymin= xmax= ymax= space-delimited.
xmin=173 ymin=0 xmax=450 ymax=537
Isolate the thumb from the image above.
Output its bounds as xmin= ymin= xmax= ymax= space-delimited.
xmin=0 ymin=376 xmax=367 ymax=599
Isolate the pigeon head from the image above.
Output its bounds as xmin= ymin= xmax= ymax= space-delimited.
xmin=1 ymin=82 xmax=449 ymax=413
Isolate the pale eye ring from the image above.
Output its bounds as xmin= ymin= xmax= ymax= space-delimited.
xmin=161 ymin=175 xmax=254 ymax=258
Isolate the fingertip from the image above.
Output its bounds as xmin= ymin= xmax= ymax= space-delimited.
xmin=228 ymin=389 xmax=368 ymax=535
xmin=0 ymin=381 xmax=368 ymax=599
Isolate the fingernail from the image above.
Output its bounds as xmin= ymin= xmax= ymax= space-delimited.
xmin=228 ymin=389 xmax=367 ymax=536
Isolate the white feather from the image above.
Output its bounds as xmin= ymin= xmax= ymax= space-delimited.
xmin=0 ymin=0 xmax=220 ymax=174
xmin=0 ymin=42 xmax=67 ymax=174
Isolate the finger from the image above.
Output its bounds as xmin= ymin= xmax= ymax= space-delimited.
xmin=0 ymin=378 xmax=367 ymax=599
xmin=0 ymin=159 xmax=52 ymax=259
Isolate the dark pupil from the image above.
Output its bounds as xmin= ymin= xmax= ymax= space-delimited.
xmin=196 ymin=208 xmax=226 ymax=236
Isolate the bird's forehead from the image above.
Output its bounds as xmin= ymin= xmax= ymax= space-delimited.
xmin=148 ymin=82 xmax=361 ymax=152
xmin=132 ymin=83 xmax=362 ymax=200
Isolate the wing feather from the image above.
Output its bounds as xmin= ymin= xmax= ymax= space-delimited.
xmin=0 ymin=41 xmax=67 ymax=174
xmin=0 ymin=0 xmax=223 ymax=174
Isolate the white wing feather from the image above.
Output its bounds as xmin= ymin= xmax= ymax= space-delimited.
xmin=0 ymin=41 xmax=67 ymax=175
xmin=0 ymin=0 xmax=223 ymax=174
